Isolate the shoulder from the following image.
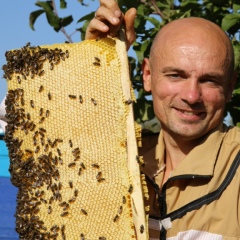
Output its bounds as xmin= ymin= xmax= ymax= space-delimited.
xmin=222 ymin=125 xmax=240 ymax=146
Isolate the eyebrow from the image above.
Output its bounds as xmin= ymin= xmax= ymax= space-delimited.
xmin=162 ymin=67 xmax=224 ymax=79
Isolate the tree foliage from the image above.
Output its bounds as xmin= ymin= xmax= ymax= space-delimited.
xmin=30 ymin=0 xmax=240 ymax=128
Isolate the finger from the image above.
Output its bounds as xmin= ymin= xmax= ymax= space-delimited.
xmin=95 ymin=6 xmax=121 ymax=26
xmin=85 ymin=18 xmax=109 ymax=40
xmin=124 ymin=8 xmax=137 ymax=50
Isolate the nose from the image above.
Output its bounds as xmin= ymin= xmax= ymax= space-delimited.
xmin=181 ymin=80 xmax=202 ymax=104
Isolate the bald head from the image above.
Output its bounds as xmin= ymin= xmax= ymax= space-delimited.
xmin=150 ymin=17 xmax=234 ymax=79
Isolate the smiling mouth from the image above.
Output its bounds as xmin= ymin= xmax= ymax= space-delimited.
xmin=179 ymin=110 xmax=200 ymax=115
xmin=177 ymin=108 xmax=205 ymax=117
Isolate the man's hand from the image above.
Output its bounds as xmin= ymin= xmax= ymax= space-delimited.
xmin=85 ymin=0 xmax=136 ymax=50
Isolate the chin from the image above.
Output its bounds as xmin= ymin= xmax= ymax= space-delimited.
xmin=169 ymin=125 xmax=210 ymax=141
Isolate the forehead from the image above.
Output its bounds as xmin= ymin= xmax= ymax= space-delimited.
xmin=151 ymin=24 xmax=229 ymax=75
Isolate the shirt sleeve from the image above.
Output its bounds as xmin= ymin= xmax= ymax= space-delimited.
xmin=0 ymin=96 xmax=7 ymax=133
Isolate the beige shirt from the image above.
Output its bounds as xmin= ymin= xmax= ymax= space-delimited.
xmin=141 ymin=124 xmax=240 ymax=239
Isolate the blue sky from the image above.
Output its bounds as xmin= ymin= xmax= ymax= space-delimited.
xmin=0 ymin=1 xmax=99 ymax=101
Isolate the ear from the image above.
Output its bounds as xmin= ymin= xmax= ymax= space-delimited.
xmin=226 ymin=71 xmax=237 ymax=102
xmin=142 ymin=58 xmax=152 ymax=92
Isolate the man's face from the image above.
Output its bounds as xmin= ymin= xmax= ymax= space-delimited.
xmin=143 ymin=31 xmax=233 ymax=141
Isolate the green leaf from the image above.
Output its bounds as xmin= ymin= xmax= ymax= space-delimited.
xmin=233 ymin=3 xmax=240 ymax=12
xmin=144 ymin=16 xmax=160 ymax=28
xmin=61 ymin=15 xmax=73 ymax=27
xmin=29 ymin=9 xmax=45 ymax=30
xmin=221 ymin=13 xmax=240 ymax=31
xmin=233 ymin=87 xmax=240 ymax=94
xmin=60 ymin=0 xmax=67 ymax=9
xmin=77 ymin=12 xmax=95 ymax=23
xmin=35 ymin=1 xmax=62 ymax=31
xmin=35 ymin=1 xmax=54 ymax=11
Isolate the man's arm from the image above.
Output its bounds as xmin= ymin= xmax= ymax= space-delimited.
xmin=0 ymin=96 xmax=7 ymax=133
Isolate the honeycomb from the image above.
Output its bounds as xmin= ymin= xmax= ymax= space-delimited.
xmin=3 ymin=38 xmax=148 ymax=239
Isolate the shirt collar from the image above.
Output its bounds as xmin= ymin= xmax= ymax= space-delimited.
xmin=144 ymin=123 xmax=227 ymax=180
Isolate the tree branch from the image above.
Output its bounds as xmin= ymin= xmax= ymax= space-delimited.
xmin=52 ymin=0 xmax=74 ymax=43
xmin=149 ymin=0 xmax=166 ymax=20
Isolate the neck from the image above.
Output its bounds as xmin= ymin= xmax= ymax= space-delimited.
xmin=162 ymin=130 xmax=204 ymax=172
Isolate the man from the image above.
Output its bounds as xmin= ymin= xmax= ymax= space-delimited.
xmin=1 ymin=1 xmax=240 ymax=239
xmin=87 ymin=1 xmax=240 ymax=239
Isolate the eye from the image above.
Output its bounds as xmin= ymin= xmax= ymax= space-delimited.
xmin=165 ymin=73 xmax=181 ymax=79
xmin=200 ymin=78 xmax=222 ymax=86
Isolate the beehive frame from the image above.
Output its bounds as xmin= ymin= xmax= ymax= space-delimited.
xmin=3 ymin=38 xmax=148 ymax=239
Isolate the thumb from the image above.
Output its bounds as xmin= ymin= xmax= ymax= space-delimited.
xmin=124 ymin=8 xmax=137 ymax=50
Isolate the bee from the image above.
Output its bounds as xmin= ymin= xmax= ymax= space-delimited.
xmin=91 ymin=98 xmax=97 ymax=105
xmin=39 ymin=108 xmax=43 ymax=116
xmin=63 ymin=204 xmax=69 ymax=211
xmin=140 ymin=225 xmax=144 ymax=234
xmin=59 ymin=201 xmax=67 ymax=207
xmin=80 ymin=233 xmax=85 ymax=240
xmin=72 ymin=147 xmax=80 ymax=154
xmin=99 ymin=237 xmax=106 ymax=240
xmin=20 ymin=97 xmax=24 ymax=106
xmin=69 ymin=181 xmax=73 ymax=188
xmin=80 ymin=162 xmax=86 ymax=170
xmin=39 ymin=127 xmax=46 ymax=132
xmin=68 ymin=162 xmax=76 ymax=168
xmin=128 ymin=184 xmax=133 ymax=193
xmin=46 ymin=110 xmax=50 ymax=117
xmin=97 ymin=178 xmax=105 ymax=183
xmin=93 ymin=62 xmax=100 ymax=66
xmin=61 ymin=224 xmax=65 ymax=233
xmin=48 ymin=92 xmax=52 ymax=100
xmin=57 ymin=148 xmax=62 ymax=156
xmin=74 ymin=156 xmax=80 ymax=161
xmin=113 ymin=215 xmax=119 ymax=222
xmin=25 ymin=149 xmax=33 ymax=154
xmin=69 ymin=139 xmax=73 ymax=148
xmin=91 ymin=163 xmax=100 ymax=169
xmin=79 ymin=95 xmax=83 ymax=103
xmin=38 ymin=55 xmax=46 ymax=61
xmin=81 ymin=209 xmax=87 ymax=215
xmin=65 ymin=50 xmax=69 ymax=58
xmin=48 ymin=206 xmax=52 ymax=214
xmin=69 ymin=94 xmax=77 ymax=99
xmin=74 ymin=189 xmax=78 ymax=197
xmin=17 ymin=76 xmax=21 ymax=84
xmin=96 ymin=171 xmax=102 ymax=180
xmin=118 ymin=206 xmax=123 ymax=215
xmin=94 ymin=57 xmax=100 ymax=62
xmin=35 ymin=146 xmax=40 ymax=154
xmin=44 ymin=144 xmax=49 ymax=152
xmin=39 ymin=117 xmax=45 ymax=124
xmin=69 ymin=197 xmax=76 ymax=204
xmin=59 ymin=157 xmax=63 ymax=165
xmin=50 ymin=63 xmax=54 ymax=70
xmin=122 ymin=196 xmax=126 ymax=204
xmin=38 ymin=69 xmax=44 ymax=76
xmin=30 ymin=100 xmax=34 ymax=108
xmin=60 ymin=211 xmax=69 ymax=217
xmin=125 ymin=99 xmax=133 ymax=105
xmin=78 ymin=168 xmax=82 ymax=176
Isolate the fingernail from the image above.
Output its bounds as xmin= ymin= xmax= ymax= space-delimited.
xmin=112 ymin=17 xmax=119 ymax=23
xmin=114 ymin=10 xmax=121 ymax=17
